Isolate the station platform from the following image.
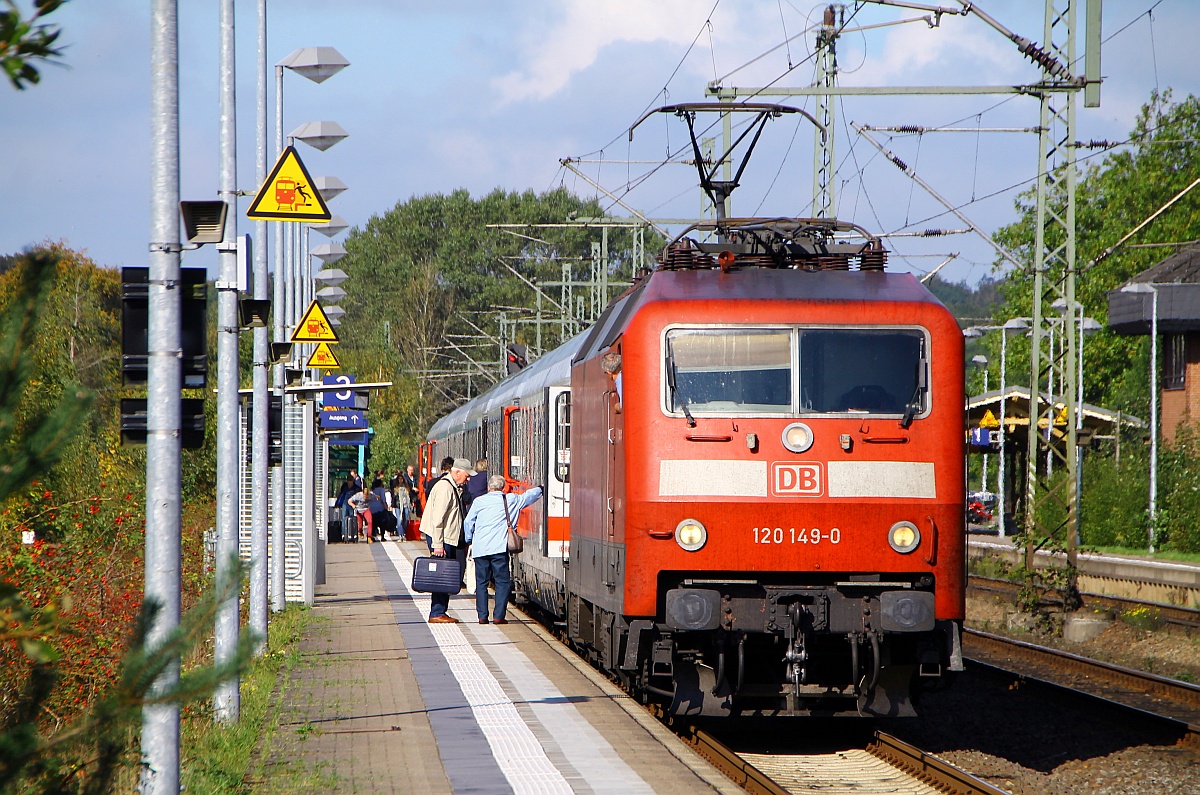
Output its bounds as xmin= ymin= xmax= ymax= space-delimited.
xmin=263 ymin=539 xmax=742 ymax=794
xmin=968 ymin=533 xmax=1200 ymax=607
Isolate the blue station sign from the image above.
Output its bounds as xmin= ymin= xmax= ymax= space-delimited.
xmin=320 ymin=409 xmax=365 ymax=429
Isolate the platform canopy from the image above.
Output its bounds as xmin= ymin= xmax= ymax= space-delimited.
xmin=1108 ymin=243 xmax=1200 ymax=336
xmin=965 ymin=385 xmax=1142 ymax=445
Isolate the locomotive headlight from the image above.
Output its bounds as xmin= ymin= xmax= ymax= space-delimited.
xmin=781 ymin=422 xmax=814 ymax=453
xmin=675 ymin=519 xmax=707 ymax=551
xmin=888 ymin=521 xmax=921 ymax=554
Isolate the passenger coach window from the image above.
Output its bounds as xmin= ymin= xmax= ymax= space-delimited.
xmin=665 ymin=329 xmax=792 ymax=414
xmin=663 ymin=326 xmax=926 ymax=417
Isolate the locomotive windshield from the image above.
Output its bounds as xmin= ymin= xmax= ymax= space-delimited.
xmin=664 ymin=326 xmax=927 ymax=417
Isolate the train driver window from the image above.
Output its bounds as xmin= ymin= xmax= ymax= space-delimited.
xmin=554 ymin=392 xmax=571 ymax=483
xmin=664 ymin=328 xmax=792 ymax=415
xmin=799 ymin=329 xmax=925 ymax=416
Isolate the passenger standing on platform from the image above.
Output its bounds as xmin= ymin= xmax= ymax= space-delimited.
xmin=348 ymin=487 xmax=373 ymax=542
xmin=465 ymin=458 xmax=489 ymax=506
xmin=464 ymin=476 xmax=542 ymax=625
xmin=425 ymin=456 xmax=455 ymax=500
xmin=420 ymin=458 xmax=474 ymax=623
xmin=404 ymin=465 xmax=419 ymax=512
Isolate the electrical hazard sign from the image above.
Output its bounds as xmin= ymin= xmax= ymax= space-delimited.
xmin=291 ymin=301 xmax=339 ymax=343
xmin=306 ymin=342 xmax=341 ymax=369
xmin=246 ymin=146 xmax=332 ymax=221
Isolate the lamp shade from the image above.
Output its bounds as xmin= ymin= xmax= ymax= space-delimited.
xmin=313 ymin=176 xmax=347 ymax=201
xmin=311 ymin=215 xmax=348 ymax=237
xmin=290 ymin=120 xmax=348 ymax=151
xmin=278 ymin=46 xmax=349 ymax=83
xmin=311 ymin=243 xmax=347 ymax=264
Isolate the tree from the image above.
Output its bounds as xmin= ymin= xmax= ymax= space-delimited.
xmin=0 ymin=0 xmax=68 ymax=90
xmin=337 ymin=187 xmax=657 ymax=467
xmin=990 ymin=91 xmax=1200 ymax=552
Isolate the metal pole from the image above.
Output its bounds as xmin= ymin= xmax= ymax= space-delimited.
xmin=214 ymin=0 xmax=241 ymax=724
xmin=1150 ymin=287 xmax=1158 ymax=552
xmin=249 ymin=0 xmax=269 ymax=655
xmin=271 ymin=64 xmax=287 ymax=613
xmin=999 ymin=331 xmax=1007 ymax=538
xmin=142 ymin=0 xmax=181 ymax=790
xmin=981 ymin=369 xmax=988 ymax=493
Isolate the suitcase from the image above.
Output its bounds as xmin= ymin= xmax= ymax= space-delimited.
xmin=411 ymin=556 xmax=462 ymax=594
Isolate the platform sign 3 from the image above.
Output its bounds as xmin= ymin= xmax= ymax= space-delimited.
xmin=291 ymin=301 xmax=339 ymax=343
xmin=246 ymin=145 xmax=332 ymax=222
xmin=307 ymin=342 xmax=341 ymax=369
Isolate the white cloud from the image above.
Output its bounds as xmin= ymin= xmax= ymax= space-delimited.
xmin=491 ymin=0 xmax=716 ymax=104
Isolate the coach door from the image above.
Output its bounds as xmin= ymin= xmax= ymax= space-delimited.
xmin=546 ymin=386 xmax=571 ymax=559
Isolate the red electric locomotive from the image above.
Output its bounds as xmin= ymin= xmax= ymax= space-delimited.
xmin=424 ymin=216 xmax=965 ymax=717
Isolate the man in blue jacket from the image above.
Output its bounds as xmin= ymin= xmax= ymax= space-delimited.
xmin=463 ymin=475 xmax=542 ymax=625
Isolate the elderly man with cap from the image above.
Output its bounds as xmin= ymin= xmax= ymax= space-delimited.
xmin=420 ymin=457 xmax=475 ymax=623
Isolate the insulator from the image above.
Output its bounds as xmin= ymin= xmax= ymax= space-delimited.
xmin=921 ymin=229 xmax=948 ymax=237
xmin=895 ymin=125 xmax=921 ymax=134
xmin=889 ymin=154 xmax=909 ymax=172
xmin=1077 ymin=139 xmax=1117 ymax=150
xmin=819 ymin=255 xmax=848 ymax=271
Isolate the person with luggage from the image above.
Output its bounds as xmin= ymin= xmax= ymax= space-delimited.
xmin=348 ymin=487 xmax=373 ymax=542
xmin=369 ymin=481 xmax=396 ymax=539
xmin=463 ymin=476 xmax=542 ymax=625
xmin=419 ymin=458 xmax=474 ymax=623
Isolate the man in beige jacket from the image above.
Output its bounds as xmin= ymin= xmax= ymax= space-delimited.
xmin=420 ymin=457 xmax=474 ymax=623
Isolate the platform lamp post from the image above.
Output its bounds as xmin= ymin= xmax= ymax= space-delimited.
xmin=999 ymin=318 xmax=1030 ymax=537
xmin=972 ymin=355 xmax=989 ymax=494
xmin=1121 ymin=283 xmax=1159 ymax=552
xmin=271 ymin=47 xmax=348 ymax=614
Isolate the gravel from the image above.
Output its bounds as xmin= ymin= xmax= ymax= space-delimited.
xmin=879 ymin=594 xmax=1200 ymax=794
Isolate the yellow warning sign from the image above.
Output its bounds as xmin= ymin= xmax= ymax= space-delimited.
xmin=306 ymin=342 xmax=341 ymax=369
xmin=979 ymin=409 xmax=1000 ymax=429
xmin=291 ymin=301 xmax=339 ymax=343
xmin=246 ymin=146 xmax=332 ymax=221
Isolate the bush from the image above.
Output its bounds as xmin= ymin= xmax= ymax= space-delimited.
xmin=1080 ymin=448 xmax=1150 ymax=549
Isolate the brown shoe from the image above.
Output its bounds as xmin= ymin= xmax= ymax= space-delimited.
xmin=492 ymin=618 xmax=508 ymax=625
xmin=478 ymin=618 xmax=489 ymax=625
xmin=428 ymin=615 xmax=459 ymax=624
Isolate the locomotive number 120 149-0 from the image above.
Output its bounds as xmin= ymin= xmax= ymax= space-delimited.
xmin=753 ymin=527 xmax=841 ymax=544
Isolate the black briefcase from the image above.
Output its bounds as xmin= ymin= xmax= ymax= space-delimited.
xmin=411 ymin=556 xmax=462 ymax=594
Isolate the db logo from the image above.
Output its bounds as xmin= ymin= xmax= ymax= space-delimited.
xmin=772 ymin=462 xmax=823 ymax=496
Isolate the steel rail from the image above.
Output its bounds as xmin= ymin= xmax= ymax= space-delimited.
xmin=675 ymin=720 xmax=1005 ymax=795
xmin=965 ymin=627 xmax=1200 ymax=713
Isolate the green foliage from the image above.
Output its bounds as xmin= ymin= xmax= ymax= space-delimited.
xmin=337 ymin=187 xmax=657 ymax=467
xmin=1157 ymin=422 xmax=1200 ymax=553
xmin=1080 ymin=448 xmax=1150 ymax=549
xmin=992 ymin=91 xmax=1200 ymax=416
xmin=0 ymin=559 xmax=259 ymax=793
xmin=0 ymin=0 xmax=68 ymax=90
xmin=926 ymin=273 xmax=1004 ymax=325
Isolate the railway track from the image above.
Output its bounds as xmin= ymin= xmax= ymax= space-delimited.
xmin=674 ymin=721 xmax=1008 ymax=795
xmin=963 ymin=627 xmax=1200 ymax=744
xmin=968 ymin=574 xmax=1200 ymax=630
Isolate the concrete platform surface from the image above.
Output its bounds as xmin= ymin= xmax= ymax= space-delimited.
xmin=259 ymin=540 xmax=742 ymax=794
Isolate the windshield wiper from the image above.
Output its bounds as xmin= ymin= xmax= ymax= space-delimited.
xmin=665 ymin=340 xmax=697 ymax=427
xmin=900 ymin=356 xmax=928 ymax=429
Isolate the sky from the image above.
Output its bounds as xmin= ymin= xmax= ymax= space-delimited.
xmin=2 ymin=0 xmax=1198 ymax=288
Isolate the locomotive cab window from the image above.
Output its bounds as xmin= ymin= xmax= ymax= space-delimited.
xmin=663 ymin=326 xmax=927 ymax=418
xmin=665 ymin=329 xmax=792 ymax=414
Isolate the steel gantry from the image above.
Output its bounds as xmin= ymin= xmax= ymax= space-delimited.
xmin=702 ymin=0 xmax=1103 ymax=596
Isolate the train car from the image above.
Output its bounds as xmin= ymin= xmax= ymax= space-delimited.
xmin=423 ymin=216 xmax=965 ymax=718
